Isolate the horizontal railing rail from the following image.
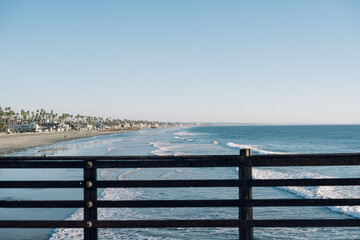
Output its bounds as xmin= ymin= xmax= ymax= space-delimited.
xmin=2 ymin=178 xmax=360 ymax=188
xmin=1 ymin=219 xmax=360 ymax=228
xmin=2 ymin=198 xmax=360 ymax=208
xmin=1 ymin=150 xmax=360 ymax=240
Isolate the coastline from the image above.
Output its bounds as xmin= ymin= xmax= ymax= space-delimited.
xmin=0 ymin=130 xmax=130 ymax=156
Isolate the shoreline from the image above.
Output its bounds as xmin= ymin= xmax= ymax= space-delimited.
xmin=0 ymin=130 xmax=130 ymax=156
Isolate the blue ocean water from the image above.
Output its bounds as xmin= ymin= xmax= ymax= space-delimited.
xmin=1 ymin=125 xmax=360 ymax=239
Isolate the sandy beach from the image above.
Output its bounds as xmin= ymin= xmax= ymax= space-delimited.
xmin=0 ymin=130 xmax=127 ymax=156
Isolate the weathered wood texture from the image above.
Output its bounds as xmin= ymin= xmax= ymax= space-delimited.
xmin=249 ymin=153 xmax=360 ymax=166
xmin=1 ymin=219 xmax=360 ymax=228
xmin=1 ymin=178 xmax=360 ymax=189
xmin=239 ymin=149 xmax=253 ymax=240
xmin=1 ymin=150 xmax=360 ymax=240
xmin=2 ymin=198 xmax=360 ymax=208
xmin=84 ymin=161 xmax=98 ymax=240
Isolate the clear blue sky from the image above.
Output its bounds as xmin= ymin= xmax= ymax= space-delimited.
xmin=1 ymin=0 xmax=359 ymax=124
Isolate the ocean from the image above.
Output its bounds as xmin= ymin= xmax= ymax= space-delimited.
xmin=1 ymin=125 xmax=360 ymax=239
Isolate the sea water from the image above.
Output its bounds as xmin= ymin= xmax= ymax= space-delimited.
xmin=1 ymin=125 xmax=360 ymax=239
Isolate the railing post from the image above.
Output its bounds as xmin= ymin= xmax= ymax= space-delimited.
xmin=84 ymin=160 xmax=98 ymax=240
xmin=239 ymin=149 xmax=253 ymax=240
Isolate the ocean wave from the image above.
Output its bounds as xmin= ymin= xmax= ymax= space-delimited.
xmin=150 ymin=142 xmax=183 ymax=156
xmin=106 ymin=145 xmax=117 ymax=153
xmin=252 ymin=168 xmax=360 ymax=219
xmin=174 ymin=136 xmax=184 ymax=140
xmin=228 ymin=140 xmax=360 ymax=219
xmin=174 ymin=132 xmax=196 ymax=136
xmin=50 ymin=168 xmax=144 ymax=240
xmin=226 ymin=142 xmax=287 ymax=155
xmin=174 ymin=136 xmax=196 ymax=142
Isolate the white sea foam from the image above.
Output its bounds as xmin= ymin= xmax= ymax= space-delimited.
xmin=174 ymin=132 xmax=196 ymax=136
xmin=174 ymin=136 xmax=195 ymax=142
xmin=173 ymin=132 xmax=197 ymax=143
xmin=228 ymin=138 xmax=360 ymax=219
xmin=107 ymin=145 xmax=117 ymax=153
xmin=50 ymin=168 xmax=144 ymax=240
xmin=151 ymin=141 xmax=222 ymax=157
xmin=150 ymin=142 xmax=178 ymax=156
xmin=150 ymin=142 xmax=191 ymax=156
xmin=252 ymin=168 xmax=360 ymax=218
xmin=226 ymin=142 xmax=287 ymax=155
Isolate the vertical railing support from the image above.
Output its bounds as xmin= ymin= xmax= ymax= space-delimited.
xmin=239 ymin=149 xmax=253 ymax=240
xmin=84 ymin=160 xmax=98 ymax=240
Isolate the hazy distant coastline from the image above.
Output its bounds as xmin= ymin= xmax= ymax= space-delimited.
xmin=0 ymin=106 xmax=184 ymax=156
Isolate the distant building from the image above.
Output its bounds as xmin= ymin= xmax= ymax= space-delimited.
xmin=40 ymin=122 xmax=59 ymax=132
xmin=60 ymin=123 xmax=70 ymax=131
xmin=8 ymin=121 xmax=41 ymax=133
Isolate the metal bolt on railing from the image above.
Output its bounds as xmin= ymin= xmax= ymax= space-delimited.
xmin=86 ymin=181 xmax=93 ymax=188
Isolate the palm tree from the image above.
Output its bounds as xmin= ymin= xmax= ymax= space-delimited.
xmin=21 ymin=109 xmax=26 ymax=121
xmin=50 ymin=110 xmax=54 ymax=122
xmin=35 ymin=113 xmax=40 ymax=123
xmin=42 ymin=110 xmax=47 ymax=123
xmin=35 ymin=109 xmax=39 ymax=123
xmin=15 ymin=113 xmax=19 ymax=122
xmin=0 ymin=107 xmax=4 ymax=131
xmin=86 ymin=116 xmax=93 ymax=125
xmin=4 ymin=107 xmax=15 ymax=130
xmin=40 ymin=109 xmax=45 ymax=123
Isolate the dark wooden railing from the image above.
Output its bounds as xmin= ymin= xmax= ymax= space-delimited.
xmin=1 ymin=149 xmax=360 ymax=240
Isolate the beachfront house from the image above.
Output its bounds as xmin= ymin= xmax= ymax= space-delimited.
xmin=8 ymin=121 xmax=41 ymax=133
xmin=74 ymin=123 xmax=93 ymax=132
xmin=40 ymin=122 xmax=58 ymax=132
xmin=38 ymin=122 xmax=70 ymax=132
xmin=60 ymin=123 xmax=70 ymax=131
xmin=121 ymin=122 xmax=131 ymax=129
xmin=94 ymin=123 xmax=103 ymax=130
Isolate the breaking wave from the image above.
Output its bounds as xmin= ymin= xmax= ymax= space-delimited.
xmin=226 ymin=142 xmax=288 ymax=154
xmin=252 ymin=168 xmax=360 ymax=219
